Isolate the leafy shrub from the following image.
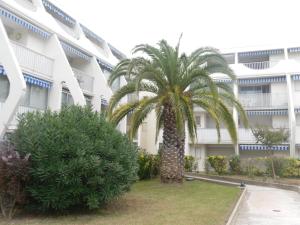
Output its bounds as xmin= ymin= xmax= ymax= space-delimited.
xmin=207 ymin=156 xmax=227 ymax=175
xmin=184 ymin=156 xmax=195 ymax=172
xmin=229 ymin=156 xmax=241 ymax=174
xmin=0 ymin=141 xmax=30 ymax=219
xmin=12 ymin=106 xmax=138 ymax=212
xmin=265 ymin=157 xmax=289 ymax=177
xmin=138 ymin=149 xmax=160 ymax=180
xmin=282 ymin=158 xmax=300 ymax=178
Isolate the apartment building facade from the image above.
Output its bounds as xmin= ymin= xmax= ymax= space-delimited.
xmin=0 ymin=0 xmax=127 ymax=138
xmin=139 ymin=45 xmax=300 ymax=171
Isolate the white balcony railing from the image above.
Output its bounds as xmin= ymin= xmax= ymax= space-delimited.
xmin=72 ymin=68 xmax=94 ymax=93
xmin=238 ymin=128 xmax=257 ymax=143
xmin=238 ymin=93 xmax=288 ymax=109
xmin=0 ymin=102 xmax=43 ymax=129
xmin=10 ymin=41 xmax=54 ymax=78
xmin=10 ymin=105 xmax=44 ymax=127
xmin=194 ymin=128 xmax=287 ymax=144
xmin=296 ymin=127 xmax=300 ymax=144
xmin=195 ymin=128 xmax=232 ymax=144
xmin=242 ymin=61 xmax=270 ymax=70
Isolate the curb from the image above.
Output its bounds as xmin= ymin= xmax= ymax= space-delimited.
xmin=185 ymin=175 xmax=241 ymax=186
xmin=186 ymin=173 xmax=300 ymax=193
xmin=225 ymin=187 xmax=247 ymax=225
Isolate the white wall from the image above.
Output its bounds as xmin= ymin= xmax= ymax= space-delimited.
xmin=272 ymin=115 xmax=289 ymax=128
xmin=0 ymin=19 xmax=26 ymax=136
xmin=292 ymin=81 xmax=300 ymax=107
xmin=270 ymin=82 xmax=288 ymax=108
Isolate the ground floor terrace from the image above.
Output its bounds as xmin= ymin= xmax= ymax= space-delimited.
xmin=189 ymin=144 xmax=300 ymax=172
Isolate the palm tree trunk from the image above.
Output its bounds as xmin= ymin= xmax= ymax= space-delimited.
xmin=160 ymin=104 xmax=185 ymax=183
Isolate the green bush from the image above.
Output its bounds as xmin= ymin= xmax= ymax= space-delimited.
xmin=207 ymin=156 xmax=227 ymax=175
xmin=12 ymin=106 xmax=138 ymax=212
xmin=265 ymin=157 xmax=288 ymax=177
xmin=184 ymin=156 xmax=195 ymax=172
xmin=138 ymin=149 xmax=160 ymax=180
xmin=229 ymin=156 xmax=241 ymax=174
xmin=282 ymin=158 xmax=300 ymax=178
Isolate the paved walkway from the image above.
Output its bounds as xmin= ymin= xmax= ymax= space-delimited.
xmin=232 ymin=185 xmax=300 ymax=225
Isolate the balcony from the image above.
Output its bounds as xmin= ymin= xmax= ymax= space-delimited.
xmin=10 ymin=41 xmax=54 ymax=78
xmin=238 ymin=93 xmax=288 ymax=109
xmin=296 ymin=127 xmax=300 ymax=144
xmin=11 ymin=105 xmax=45 ymax=126
xmin=195 ymin=128 xmax=256 ymax=144
xmin=194 ymin=128 xmax=286 ymax=144
xmin=195 ymin=128 xmax=232 ymax=144
xmin=0 ymin=102 xmax=43 ymax=129
xmin=72 ymin=68 xmax=94 ymax=93
xmin=242 ymin=61 xmax=270 ymax=70
xmin=238 ymin=128 xmax=257 ymax=143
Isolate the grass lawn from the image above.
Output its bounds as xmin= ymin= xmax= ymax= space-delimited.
xmin=1 ymin=179 xmax=241 ymax=225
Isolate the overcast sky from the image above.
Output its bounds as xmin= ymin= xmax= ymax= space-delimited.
xmin=52 ymin=0 xmax=300 ymax=56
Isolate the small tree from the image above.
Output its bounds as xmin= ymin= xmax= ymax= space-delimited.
xmin=252 ymin=126 xmax=289 ymax=179
xmin=0 ymin=141 xmax=30 ymax=219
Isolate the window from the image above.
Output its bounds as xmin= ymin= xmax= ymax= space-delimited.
xmin=20 ymin=84 xmax=48 ymax=109
xmin=84 ymin=95 xmax=92 ymax=106
xmin=61 ymin=89 xmax=73 ymax=107
xmin=111 ymin=78 xmax=120 ymax=93
xmin=297 ymin=115 xmax=300 ymax=126
xmin=222 ymin=53 xmax=235 ymax=64
xmin=101 ymin=103 xmax=107 ymax=113
xmin=0 ymin=77 xmax=9 ymax=102
xmin=195 ymin=115 xmax=201 ymax=127
xmin=239 ymin=85 xmax=270 ymax=94
xmin=295 ymin=81 xmax=300 ymax=92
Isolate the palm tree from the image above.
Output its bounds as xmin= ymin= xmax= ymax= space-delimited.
xmin=107 ymin=38 xmax=247 ymax=183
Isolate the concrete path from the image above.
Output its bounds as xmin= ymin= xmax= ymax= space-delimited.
xmin=232 ymin=185 xmax=300 ymax=225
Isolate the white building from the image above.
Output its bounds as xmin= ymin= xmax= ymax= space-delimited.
xmin=0 ymin=0 xmax=127 ymax=138
xmin=139 ymin=45 xmax=300 ymax=170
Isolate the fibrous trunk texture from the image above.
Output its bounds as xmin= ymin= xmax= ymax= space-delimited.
xmin=160 ymin=104 xmax=185 ymax=183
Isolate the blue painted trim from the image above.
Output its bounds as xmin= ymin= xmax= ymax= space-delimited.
xmin=101 ymin=98 xmax=108 ymax=106
xmin=108 ymin=43 xmax=126 ymax=60
xmin=240 ymin=144 xmax=289 ymax=151
xmin=0 ymin=7 xmax=50 ymax=39
xmin=60 ymin=41 xmax=91 ymax=61
xmin=97 ymin=58 xmax=114 ymax=72
xmin=238 ymin=49 xmax=284 ymax=57
xmin=80 ymin=24 xmax=104 ymax=45
xmin=288 ymin=47 xmax=300 ymax=53
xmin=42 ymin=0 xmax=76 ymax=27
xmin=295 ymin=108 xmax=300 ymax=114
xmin=0 ymin=65 xmax=51 ymax=89
xmin=214 ymin=79 xmax=232 ymax=83
xmin=291 ymin=74 xmax=300 ymax=81
xmin=239 ymin=76 xmax=286 ymax=84
xmin=246 ymin=109 xmax=288 ymax=116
